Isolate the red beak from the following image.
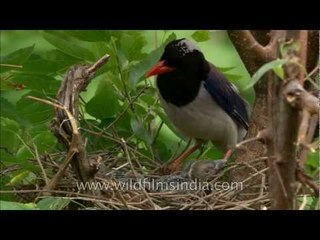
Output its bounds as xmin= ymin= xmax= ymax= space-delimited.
xmin=145 ymin=60 xmax=175 ymax=78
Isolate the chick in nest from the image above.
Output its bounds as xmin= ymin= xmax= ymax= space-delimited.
xmin=181 ymin=159 xmax=226 ymax=181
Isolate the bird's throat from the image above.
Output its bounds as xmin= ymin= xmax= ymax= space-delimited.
xmin=156 ymin=73 xmax=202 ymax=107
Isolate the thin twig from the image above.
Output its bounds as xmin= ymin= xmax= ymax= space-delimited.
xmin=299 ymin=114 xmax=319 ymax=167
xmin=273 ymin=160 xmax=289 ymax=199
xmin=305 ymin=65 xmax=319 ymax=81
xmin=43 ymin=151 xmax=76 ymax=191
xmin=0 ymin=63 xmax=23 ymax=68
xmin=106 ymin=86 xmax=148 ymax=130
xmin=120 ymin=138 xmax=160 ymax=209
xmin=86 ymin=54 xmax=110 ymax=75
xmin=26 ymin=96 xmax=79 ymax=134
xmin=120 ymin=138 xmax=137 ymax=177
xmin=296 ymin=167 xmax=319 ymax=197
xmin=236 ymin=136 xmax=262 ymax=149
xmin=33 ymin=143 xmax=49 ymax=185
xmin=299 ymin=195 xmax=308 ymax=210
xmin=111 ymin=39 xmax=133 ymax=111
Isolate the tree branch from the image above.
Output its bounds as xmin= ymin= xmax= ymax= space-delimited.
xmin=306 ymin=30 xmax=319 ymax=73
xmin=299 ymin=31 xmax=308 ymax=83
xmin=284 ymin=79 xmax=320 ymax=115
xmin=250 ymin=30 xmax=271 ymax=46
xmin=227 ymin=31 xmax=285 ymax=200
xmin=227 ymin=30 xmax=319 ymax=208
xmin=42 ymin=53 xmax=110 ymax=191
xmin=228 ymin=30 xmax=286 ymax=75
xmin=228 ymin=30 xmax=266 ymax=75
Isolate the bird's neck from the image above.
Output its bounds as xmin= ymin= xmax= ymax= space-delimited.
xmin=156 ymin=69 xmax=207 ymax=107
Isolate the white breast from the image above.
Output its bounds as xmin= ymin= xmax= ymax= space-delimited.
xmin=158 ymin=83 xmax=244 ymax=151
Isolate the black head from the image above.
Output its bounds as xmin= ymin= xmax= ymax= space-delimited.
xmin=146 ymin=39 xmax=210 ymax=106
xmin=146 ymin=38 xmax=209 ymax=78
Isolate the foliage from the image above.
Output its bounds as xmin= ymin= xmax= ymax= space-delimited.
xmin=244 ymin=59 xmax=288 ymax=89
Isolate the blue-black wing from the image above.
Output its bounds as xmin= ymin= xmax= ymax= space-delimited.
xmin=203 ymin=64 xmax=250 ymax=130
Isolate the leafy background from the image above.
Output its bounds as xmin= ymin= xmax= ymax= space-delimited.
xmin=0 ymin=30 xmax=318 ymax=209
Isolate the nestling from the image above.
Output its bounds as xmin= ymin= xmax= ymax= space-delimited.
xmin=181 ymin=159 xmax=227 ymax=181
xmin=146 ymin=39 xmax=250 ymax=172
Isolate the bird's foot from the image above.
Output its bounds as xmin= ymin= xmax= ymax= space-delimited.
xmin=169 ymin=139 xmax=205 ymax=173
xmin=169 ymin=160 xmax=182 ymax=173
xmin=223 ymin=149 xmax=233 ymax=160
xmin=151 ymin=165 xmax=172 ymax=175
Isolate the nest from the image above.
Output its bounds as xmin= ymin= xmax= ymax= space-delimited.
xmin=4 ymin=151 xmax=270 ymax=210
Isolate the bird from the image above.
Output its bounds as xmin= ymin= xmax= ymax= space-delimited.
xmin=145 ymin=38 xmax=250 ymax=172
xmin=181 ymin=159 xmax=227 ymax=181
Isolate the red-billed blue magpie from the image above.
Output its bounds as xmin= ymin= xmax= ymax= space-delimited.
xmin=146 ymin=38 xmax=250 ymax=172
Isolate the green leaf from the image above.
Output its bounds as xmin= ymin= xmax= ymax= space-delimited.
xmin=64 ymin=30 xmax=114 ymax=42
xmin=273 ymin=65 xmax=285 ymax=79
xmin=16 ymin=92 xmax=54 ymax=129
xmin=217 ymin=66 xmax=236 ymax=72
xmin=119 ymin=31 xmax=146 ymax=61
xmin=0 ymin=200 xmax=37 ymax=210
xmin=37 ymin=197 xmax=70 ymax=210
xmin=191 ymin=30 xmax=210 ymax=42
xmin=129 ymin=33 xmax=176 ymax=86
xmin=33 ymin=132 xmax=57 ymax=153
xmin=11 ymin=73 xmax=60 ymax=95
xmin=153 ymin=139 xmax=173 ymax=161
xmin=86 ymin=77 xmax=121 ymax=120
xmin=115 ymin=47 xmax=129 ymax=71
xmin=140 ymin=93 xmax=156 ymax=105
xmin=1 ymin=89 xmax=31 ymax=106
xmin=153 ymin=107 xmax=185 ymax=140
xmin=7 ymin=170 xmax=36 ymax=186
xmin=223 ymin=73 xmax=243 ymax=81
xmin=21 ymin=51 xmax=80 ymax=74
xmin=43 ymin=31 xmax=95 ymax=61
xmin=0 ymin=97 xmax=28 ymax=127
xmin=0 ymin=45 xmax=35 ymax=72
xmin=15 ymin=132 xmax=56 ymax=171
xmin=0 ymin=45 xmax=34 ymax=64
xmin=0 ymin=117 xmax=21 ymax=154
xmin=45 ymin=49 xmax=81 ymax=62
xmin=91 ymin=42 xmax=110 ymax=59
xmin=113 ymin=111 xmax=132 ymax=135
xmin=245 ymin=59 xmax=288 ymax=90
xmin=201 ymin=146 xmax=224 ymax=160
xmin=130 ymin=117 xmax=153 ymax=144
xmin=306 ymin=151 xmax=319 ymax=169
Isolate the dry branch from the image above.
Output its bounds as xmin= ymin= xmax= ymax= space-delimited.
xmin=299 ymin=114 xmax=319 ymax=167
xmin=228 ymin=30 xmax=319 ymax=207
xmin=296 ymin=167 xmax=319 ymax=198
xmin=40 ymin=54 xmax=110 ymax=191
xmin=228 ymin=30 xmax=285 ymax=75
xmin=268 ymin=31 xmax=320 ymax=209
xmin=227 ymin=30 xmax=285 ymax=199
